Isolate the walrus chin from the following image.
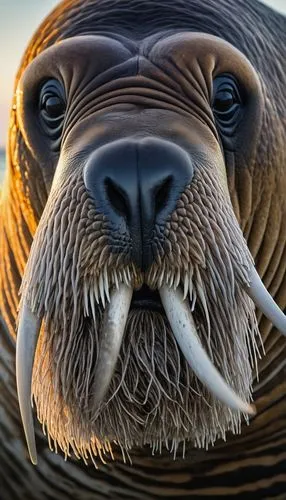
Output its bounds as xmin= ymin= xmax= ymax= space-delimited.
xmin=15 ymin=157 xmax=286 ymax=466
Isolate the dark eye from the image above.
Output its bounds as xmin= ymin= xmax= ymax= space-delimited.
xmin=212 ymin=75 xmax=242 ymax=133
xmin=42 ymin=95 xmax=65 ymax=118
xmin=213 ymin=89 xmax=235 ymax=113
xmin=39 ymin=79 xmax=66 ymax=146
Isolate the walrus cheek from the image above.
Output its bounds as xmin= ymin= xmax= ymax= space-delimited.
xmin=16 ymin=208 xmax=286 ymax=465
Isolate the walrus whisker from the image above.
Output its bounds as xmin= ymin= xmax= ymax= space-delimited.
xmin=91 ymin=284 xmax=133 ymax=416
xmin=246 ymin=266 xmax=286 ymax=336
xmin=16 ymin=302 xmax=42 ymax=465
xmin=159 ymin=286 xmax=256 ymax=415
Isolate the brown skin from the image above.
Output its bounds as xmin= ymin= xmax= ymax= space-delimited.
xmin=0 ymin=0 xmax=286 ymax=498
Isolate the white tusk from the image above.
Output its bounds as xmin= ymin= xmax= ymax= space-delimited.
xmin=159 ymin=286 xmax=255 ymax=415
xmin=16 ymin=302 xmax=42 ymax=465
xmin=92 ymin=283 xmax=132 ymax=412
xmin=246 ymin=266 xmax=286 ymax=336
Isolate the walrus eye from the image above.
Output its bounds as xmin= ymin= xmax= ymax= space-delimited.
xmin=212 ymin=74 xmax=242 ymax=129
xmin=39 ymin=79 xmax=66 ymax=141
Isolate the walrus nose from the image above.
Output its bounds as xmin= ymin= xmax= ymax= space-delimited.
xmin=83 ymin=138 xmax=193 ymax=270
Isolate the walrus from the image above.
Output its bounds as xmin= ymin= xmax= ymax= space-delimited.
xmin=1 ymin=0 xmax=286 ymax=498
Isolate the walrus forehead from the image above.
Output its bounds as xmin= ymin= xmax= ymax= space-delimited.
xmin=18 ymin=32 xmax=262 ymax=102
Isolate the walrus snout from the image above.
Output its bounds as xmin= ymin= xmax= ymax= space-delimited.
xmin=83 ymin=137 xmax=194 ymax=270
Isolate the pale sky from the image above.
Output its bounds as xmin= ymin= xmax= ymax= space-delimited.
xmin=0 ymin=0 xmax=285 ymax=148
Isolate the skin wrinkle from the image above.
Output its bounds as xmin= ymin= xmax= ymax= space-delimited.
xmin=256 ymin=198 xmax=282 ymax=279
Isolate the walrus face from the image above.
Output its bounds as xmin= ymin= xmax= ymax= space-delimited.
xmin=15 ymin=32 xmax=286 ymax=464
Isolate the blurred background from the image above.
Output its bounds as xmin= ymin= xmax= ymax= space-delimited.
xmin=0 ymin=0 xmax=285 ymax=179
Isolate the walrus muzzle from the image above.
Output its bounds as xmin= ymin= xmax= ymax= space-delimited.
xmin=16 ymin=140 xmax=286 ymax=465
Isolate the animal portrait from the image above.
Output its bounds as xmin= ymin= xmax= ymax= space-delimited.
xmin=0 ymin=0 xmax=285 ymax=498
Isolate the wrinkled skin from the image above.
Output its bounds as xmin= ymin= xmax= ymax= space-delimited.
xmin=0 ymin=0 xmax=286 ymax=499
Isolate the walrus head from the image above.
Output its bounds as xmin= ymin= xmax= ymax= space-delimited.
xmin=9 ymin=11 xmax=286 ymax=465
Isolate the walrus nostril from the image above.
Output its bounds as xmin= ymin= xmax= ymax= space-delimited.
xmin=154 ymin=176 xmax=173 ymax=215
xmin=105 ymin=177 xmax=131 ymax=223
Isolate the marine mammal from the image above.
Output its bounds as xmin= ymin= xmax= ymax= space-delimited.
xmin=1 ymin=0 xmax=286 ymax=498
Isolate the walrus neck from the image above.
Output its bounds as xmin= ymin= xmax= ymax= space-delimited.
xmin=0 ymin=177 xmax=36 ymax=338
